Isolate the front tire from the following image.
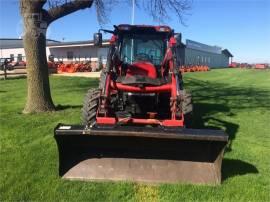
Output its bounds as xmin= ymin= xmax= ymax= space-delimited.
xmin=182 ymin=90 xmax=193 ymax=128
xmin=81 ymin=88 xmax=101 ymax=127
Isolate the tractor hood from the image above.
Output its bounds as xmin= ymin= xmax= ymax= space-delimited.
xmin=126 ymin=62 xmax=157 ymax=79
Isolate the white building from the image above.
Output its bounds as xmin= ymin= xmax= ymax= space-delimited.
xmin=0 ymin=38 xmax=110 ymax=63
xmin=1 ymin=38 xmax=232 ymax=68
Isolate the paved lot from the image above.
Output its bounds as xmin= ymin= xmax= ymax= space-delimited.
xmin=0 ymin=70 xmax=101 ymax=79
xmin=53 ymin=71 xmax=101 ymax=78
xmin=0 ymin=69 xmax=26 ymax=79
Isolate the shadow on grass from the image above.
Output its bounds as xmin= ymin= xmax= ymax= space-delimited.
xmin=186 ymin=79 xmax=270 ymax=111
xmin=183 ymin=79 xmax=268 ymax=180
xmin=191 ymin=103 xmax=238 ymax=152
xmin=185 ymin=78 xmax=270 ymax=152
xmin=53 ymin=78 xmax=100 ymax=95
xmin=222 ymin=159 xmax=259 ymax=180
xmin=56 ymin=104 xmax=82 ymax=111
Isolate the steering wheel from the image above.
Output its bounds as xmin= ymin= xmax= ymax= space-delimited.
xmin=135 ymin=53 xmax=151 ymax=62
xmin=123 ymin=55 xmax=132 ymax=63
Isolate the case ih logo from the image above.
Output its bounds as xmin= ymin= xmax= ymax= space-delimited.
xmin=22 ymin=13 xmax=48 ymax=37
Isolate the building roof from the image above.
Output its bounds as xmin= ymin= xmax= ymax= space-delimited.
xmin=185 ymin=39 xmax=233 ymax=57
xmin=48 ymin=39 xmax=110 ymax=48
xmin=0 ymin=38 xmax=60 ymax=49
xmin=222 ymin=49 xmax=233 ymax=57
xmin=185 ymin=39 xmax=222 ymax=54
xmin=0 ymin=38 xmax=110 ymax=49
xmin=1 ymin=38 xmax=233 ymax=57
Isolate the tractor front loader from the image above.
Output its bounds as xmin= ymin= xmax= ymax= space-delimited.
xmin=54 ymin=25 xmax=228 ymax=185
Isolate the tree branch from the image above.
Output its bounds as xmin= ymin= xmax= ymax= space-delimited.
xmin=47 ymin=0 xmax=94 ymax=24
xmin=20 ymin=0 xmax=47 ymax=13
xmin=142 ymin=0 xmax=191 ymax=25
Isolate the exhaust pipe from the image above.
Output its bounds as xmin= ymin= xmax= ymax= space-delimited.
xmin=54 ymin=124 xmax=228 ymax=184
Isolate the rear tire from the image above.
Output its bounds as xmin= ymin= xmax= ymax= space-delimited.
xmin=82 ymin=88 xmax=101 ymax=127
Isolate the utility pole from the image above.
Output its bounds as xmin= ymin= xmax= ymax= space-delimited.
xmin=130 ymin=0 xmax=135 ymax=63
xmin=131 ymin=0 xmax=135 ymax=25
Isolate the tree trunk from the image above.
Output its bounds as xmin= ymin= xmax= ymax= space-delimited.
xmin=22 ymin=13 xmax=55 ymax=113
xmin=20 ymin=0 xmax=93 ymax=113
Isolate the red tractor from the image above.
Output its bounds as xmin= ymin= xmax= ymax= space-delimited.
xmin=54 ymin=25 xmax=228 ymax=184
xmin=83 ymin=25 xmax=191 ymax=128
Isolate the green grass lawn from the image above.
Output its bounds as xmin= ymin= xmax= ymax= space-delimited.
xmin=1 ymin=68 xmax=270 ymax=201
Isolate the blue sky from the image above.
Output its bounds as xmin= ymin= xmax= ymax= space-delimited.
xmin=0 ymin=0 xmax=269 ymax=63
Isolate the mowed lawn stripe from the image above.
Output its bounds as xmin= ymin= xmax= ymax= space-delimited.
xmin=0 ymin=68 xmax=269 ymax=201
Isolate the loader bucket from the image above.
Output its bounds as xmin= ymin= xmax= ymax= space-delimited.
xmin=54 ymin=124 xmax=228 ymax=185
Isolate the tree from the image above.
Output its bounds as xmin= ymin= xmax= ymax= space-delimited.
xmin=20 ymin=0 xmax=191 ymax=113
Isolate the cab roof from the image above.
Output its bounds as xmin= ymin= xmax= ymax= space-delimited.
xmin=116 ymin=24 xmax=173 ymax=36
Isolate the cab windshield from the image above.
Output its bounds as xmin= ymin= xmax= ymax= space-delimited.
xmin=120 ymin=34 xmax=166 ymax=66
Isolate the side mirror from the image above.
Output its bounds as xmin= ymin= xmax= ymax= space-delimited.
xmin=93 ymin=33 xmax=102 ymax=46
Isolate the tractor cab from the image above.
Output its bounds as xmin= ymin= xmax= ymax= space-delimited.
xmin=95 ymin=25 xmax=175 ymax=85
xmin=116 ymin=25 xmax=174 ymax=80
xmin=118 ymin=25 xmax=171 ymax=63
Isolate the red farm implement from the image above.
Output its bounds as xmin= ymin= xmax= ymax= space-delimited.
xmin=180 ymin=65 xmax=209 ymax=73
